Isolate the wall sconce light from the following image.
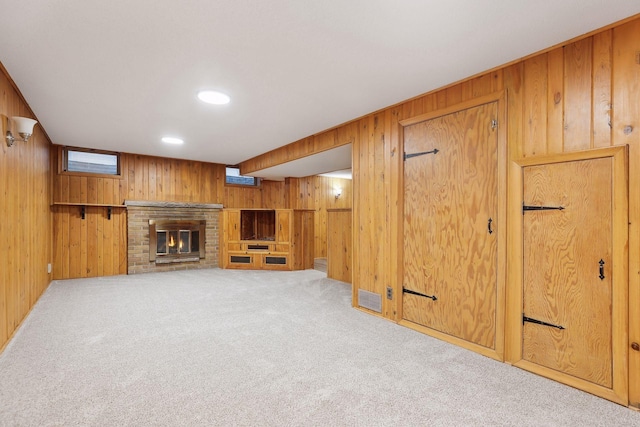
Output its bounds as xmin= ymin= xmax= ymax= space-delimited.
xmin=334 ymin=187 xmax=342 ymax=200
xmin=6 ymin=116 xmax=38 ymax=147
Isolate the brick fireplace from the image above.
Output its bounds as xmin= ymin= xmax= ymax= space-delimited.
xmin=125 ymin=200 xmax=222 ymax=274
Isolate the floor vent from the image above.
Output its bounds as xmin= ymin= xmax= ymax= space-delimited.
xmin=358 ymin=289 xmax=382 ymax=313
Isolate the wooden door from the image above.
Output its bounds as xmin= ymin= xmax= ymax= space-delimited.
xmin=402 ymin=102 xmax=498 ymax=349
xmin=327 ymin=209 xmax=352 ymax=283
xmin=291 ymin=210 xmax=314 ymax=270
xmin=520 ymin=150 xmax=628 ymax=403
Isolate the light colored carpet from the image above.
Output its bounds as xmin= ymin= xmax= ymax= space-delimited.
xmin=0 ymin=269 xmax=638 ymax=426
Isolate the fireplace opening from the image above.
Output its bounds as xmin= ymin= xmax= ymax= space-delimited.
xmin=149 ymin=220 xmax=205 ymax=263
xmin=157 ymin=229 xmax=199 ymax=255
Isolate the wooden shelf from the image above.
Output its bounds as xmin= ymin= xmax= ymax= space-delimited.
xmin=52 ymin=202 xmax=125 ymax=208
xmin=51 ymin=202 xmax=125 ymax=220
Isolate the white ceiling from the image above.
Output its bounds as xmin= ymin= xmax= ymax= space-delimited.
xmin=1 ymin=1 xmax=638 ymax=178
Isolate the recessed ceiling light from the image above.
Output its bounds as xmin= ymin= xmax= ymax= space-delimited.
xmin=197 ymin=90 xmax=230 ymax=105
xmin=162 ymin=136 xmax=184 ymax=145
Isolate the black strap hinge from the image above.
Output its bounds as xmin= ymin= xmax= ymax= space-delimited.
xmin=523 ymin=314 xmax=564 ymax=330
xmin=404 ymin=148 xmax=439 ymax=161
xmin=403 ymin=287 xmax=437 ymax=301
xmin=522 ymin=204 xmax=564 ymax=214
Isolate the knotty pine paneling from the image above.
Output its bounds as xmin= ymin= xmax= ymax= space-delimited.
xmin=0 ymin=65 xmax=52 ymax=352
xmin=612 ymin=18 xmax=640 ymax=409
xmin=593 ymin=30 xmax=613 ymax=149
xmin=223 ymin=184 xmax=262 ymax=208
xmin=53 ymin=149 xmax=227 ymax=205
xmin=353 ymin=112 xmax=393 ymax=315
xmin=522 ymin=54 xmax=549 ymax=156
xmin=563 ymin=38 xmax=594 ymax=151
xmin=261 ymin=180 xmax=287 ymax=209
xmin=52 ymin=206 xmax=127 ymax=279
xmin=288 ymin=176 xmax=352 ymax=258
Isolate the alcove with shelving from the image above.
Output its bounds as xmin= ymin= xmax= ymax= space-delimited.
xmin=221 ymin=208 xmax=314 ymax=270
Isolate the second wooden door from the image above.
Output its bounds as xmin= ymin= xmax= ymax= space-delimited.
xmin=518 ymin=148 xmax=628 ymax=404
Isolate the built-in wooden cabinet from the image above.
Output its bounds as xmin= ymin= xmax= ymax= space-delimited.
xmin=222 ymin=209 xmax=314 ymax=271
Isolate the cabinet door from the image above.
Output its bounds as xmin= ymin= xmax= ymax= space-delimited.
xmin=262 ymin=254 xmax=289 ymax=270
xmin=276 ymin=210 xmax=291 ymax=243
xmin=226 ymin=210 xmax=241 ymax=242
xmin=227 ymin=253 xmax=257 ymax=269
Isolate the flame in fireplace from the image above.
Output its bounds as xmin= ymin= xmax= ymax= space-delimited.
xmin=154 ymin=224 xmax=200 ymax=258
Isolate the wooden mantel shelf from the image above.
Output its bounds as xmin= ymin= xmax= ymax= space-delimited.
xmin=124 ymin=200 xmax=223 ymax=209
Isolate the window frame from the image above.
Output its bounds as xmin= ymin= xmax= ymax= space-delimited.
xmin=224 ymin=165 xmax=259 ymax=187
xmin=58 ymin=146 xmax=122 ymax=178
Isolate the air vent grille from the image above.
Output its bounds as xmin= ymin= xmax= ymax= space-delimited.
xmin=358 ymin=289 xmax=382 ymax=313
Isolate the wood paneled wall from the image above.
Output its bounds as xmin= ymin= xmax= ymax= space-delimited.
xmin=261 ymin=180 xmax=288 ymax=209
xmin=238 ymin=15 xmax=640 ymax=408
xmin=0 ymin=65 xmax=52 ymax=352
xmin=53 ymin=206 xmax=127 ymax=279
xmin=224 ymin=184 xmax=264 ymax=208
xmin=52 ymin=150 xmax=227 ymax=205
xmin=288 ymin=176 xmax=352 ymax=258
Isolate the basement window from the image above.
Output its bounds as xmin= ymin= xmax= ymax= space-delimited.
xmin=225 ymin=166 xmax=258 ymax=186
xmin=62 ymin=147 xmax=120 ymax=176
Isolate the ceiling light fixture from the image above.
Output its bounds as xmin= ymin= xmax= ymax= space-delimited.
xmin=197 ymin=90 xmax=230 ymax=105
xmin=161 ymin=136 xmax=184 ymax=145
